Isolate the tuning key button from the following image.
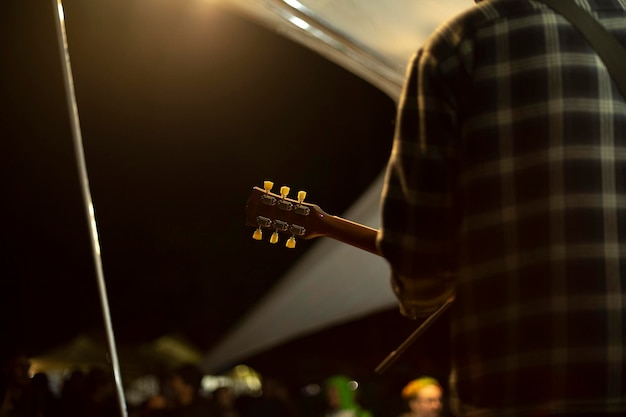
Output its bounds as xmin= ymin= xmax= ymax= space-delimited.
xmin=253 ymin=217 xmax=271 ymax=241
xmin=280 ymin=186 xmax=290 ymax=199
xmin=264 ymin=181 xmax=274 ymax=192
xmin=270 ymin=232 xmax=279 ymax=244
xmin=297 ymin=191 xmax=307 ymax=203
xmin=286 ymin=236 xmax=296 ymax=248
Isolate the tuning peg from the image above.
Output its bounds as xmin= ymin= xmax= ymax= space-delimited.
xmin=264 ymin=181 xmax=274 ymax=193
xmin=297 ymin=190 xmax=306 ymax=203
xmin=270 ymin=231 xmax=279 ymax=244
xmin=286 ymin=236 xmax=296 ymax=249
xmin=280 ymin=186 xmax=290 ymax=199
xmin=252 ymin=227 xmax=263 ymax=240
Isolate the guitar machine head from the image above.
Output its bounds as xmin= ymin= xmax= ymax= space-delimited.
xmin=245 ymin=180 xmax=326 ymax=249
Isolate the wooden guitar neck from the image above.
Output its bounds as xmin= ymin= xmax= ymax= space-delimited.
xmin=245 ymin=182 xmax=380 ymax=255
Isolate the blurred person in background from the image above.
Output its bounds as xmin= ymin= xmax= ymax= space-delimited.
xmin=0 ymin=351 xmax=41 ymax=417
xmin=398 ymin=377 xmax=443 ymax=417
xmin=321 ymin=375 xmax=373 ymax=417
xmin=168 ymin=364 xmax=216 ymax=417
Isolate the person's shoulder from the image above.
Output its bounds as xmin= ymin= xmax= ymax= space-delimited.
xmin=422 ymin=0 xmax=547 ymax=55
xmin=420 ymin=1 xmax=491 ymax=55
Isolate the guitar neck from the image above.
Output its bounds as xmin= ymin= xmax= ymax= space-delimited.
xmin=317 ymin=215 xmax=380 ymax=256
xmin=246 ymin=184 xmax=380 ymax=255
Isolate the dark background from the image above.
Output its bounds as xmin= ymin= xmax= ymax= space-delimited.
xmin=1 ymin=0 xmax=451 ymax=412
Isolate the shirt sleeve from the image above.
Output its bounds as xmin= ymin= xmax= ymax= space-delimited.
xmin=377 ymin=49 xmax=460 ymax=319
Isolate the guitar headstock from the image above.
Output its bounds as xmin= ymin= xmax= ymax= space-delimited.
xmin=245 ymin=181 xmax=328 ymax=248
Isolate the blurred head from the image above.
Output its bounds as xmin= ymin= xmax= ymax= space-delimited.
xmin=401 ymin=377 xmax=443 ymax=417
xmin=170 ymin=364 xmax=204 ymax=405
xmin=323 ymin=375 xmax=359 ymax=411
xmin=213 ymin=386 xmax=235 ymax=407
xmin=32 ymin=372 xmax=51 ymax=391
xmin=2 ymin=353 xmax=31 ymax=388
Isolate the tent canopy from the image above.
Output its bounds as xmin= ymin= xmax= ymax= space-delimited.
xmin=202 ymin=0 xmax=471 ymax=373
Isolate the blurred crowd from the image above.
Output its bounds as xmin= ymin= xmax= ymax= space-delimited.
xmin=1 ymin=350 xmax=446 ymax=417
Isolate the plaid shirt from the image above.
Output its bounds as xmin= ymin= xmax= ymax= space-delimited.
xmin=378 ymin=0 xmax=626 ymax=415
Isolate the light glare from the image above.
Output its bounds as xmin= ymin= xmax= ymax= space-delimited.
xmin=302 ymin=384 xmax=320 ymax=396
xmin=283 ymin=0 xmax=306 ymax=11
xmin=56 ymin=1 xmax=65 ymax=22
xmin=288 ymin=16 xmax=310 ymax=30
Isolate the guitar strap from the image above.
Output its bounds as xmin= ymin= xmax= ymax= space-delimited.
xmin=533 ymin=0 xmax=626 ymax=98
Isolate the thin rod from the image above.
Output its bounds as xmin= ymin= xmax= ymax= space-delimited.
xmin=375 ymin=297 xmax=454 ymax=375
xmin=50 ymin=2 xmax=128 ymax=415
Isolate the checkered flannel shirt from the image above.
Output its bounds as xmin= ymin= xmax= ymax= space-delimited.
xmin=378 ymin=0 xmax=626 ymax=415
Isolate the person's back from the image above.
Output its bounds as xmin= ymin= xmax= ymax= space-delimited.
xmin=378 ymin=1 xmax=626 ymax=416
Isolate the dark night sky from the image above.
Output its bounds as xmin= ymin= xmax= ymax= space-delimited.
xmin=1 ymin=0 xmax=451 ymax=399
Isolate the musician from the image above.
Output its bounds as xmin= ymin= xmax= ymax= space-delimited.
xmin=377 ymin=1 xmax=626 ymax=416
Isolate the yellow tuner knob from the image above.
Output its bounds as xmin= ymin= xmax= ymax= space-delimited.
xmin=264 ymin=181 xmax=274 ymax=192
xmin=270 ymin=231 xmax=279 ymax=244
xmin=253 ymin=228 xmax=263 ymax=240
xmin=280 ymin=186 xmax=290 ymax=199
xmin=297 ymin=190 xmax=307 ymax=203
xmin=286 ymin=236 xmax=296 ymax=249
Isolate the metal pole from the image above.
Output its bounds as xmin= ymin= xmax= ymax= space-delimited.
xmin=50 ymin=2 xmax=128 ymax=415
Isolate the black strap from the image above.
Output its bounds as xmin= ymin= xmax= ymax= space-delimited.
xmin=534 ymin=0 xmax=626 ymax=97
